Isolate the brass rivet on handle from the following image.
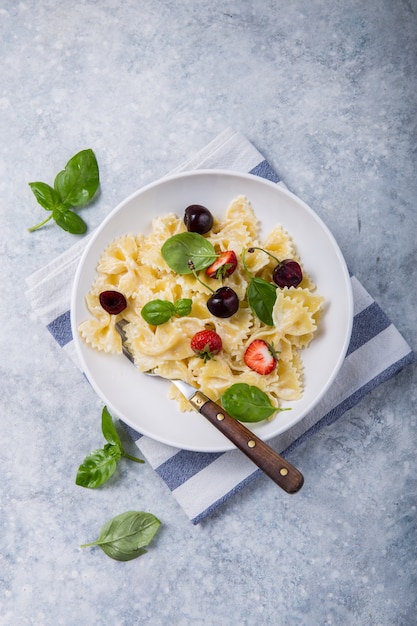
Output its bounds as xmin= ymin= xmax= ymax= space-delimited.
xmin=247 ymin=440 xmax=256 ymax=448
xmin=280 ymin=468 xmax=289 ymax=476
xmin=216 ymin=413 xmax=225 ymax=421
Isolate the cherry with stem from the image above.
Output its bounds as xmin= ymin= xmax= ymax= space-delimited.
xmin=247 ymin=247 xmax=303 ymax=288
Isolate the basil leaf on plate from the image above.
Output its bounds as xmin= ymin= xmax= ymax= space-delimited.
xmin=81 ymin=511 xmax=161 ymax=561
xmin=161 ymin=232 xmax=216 ymax=274
xmin=141 ymin=298 xmax=193 ymax=325
xmin=221 ymin=383 xmax=277 ymax=422
xmin=173 ymin=298 xmax=192 ymax=317
xmin=247 ymin=277 xmax=277 ymax=326
xmin=141 ymin=300 xmax=175 ymax=325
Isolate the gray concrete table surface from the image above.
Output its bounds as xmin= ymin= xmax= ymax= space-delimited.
xmin=1 ymin=1 xmax=416 ymax=625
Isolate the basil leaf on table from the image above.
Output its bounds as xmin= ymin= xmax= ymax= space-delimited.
xmin=161 ymin=232 xmax=217 ymax=274
xmin=100 ymin=406 xmax=144 ymax=465
xmin=52 ymin=206 xmax=87 ymax=234
xmin=54 ymin=148 xmax=99 ymax=207
xmin=75 ymin=406 xmax=144 ymax=489
xmin=28 ymin=148 xmax=99 ymax=234
xmin=75 ymin=445 xmax=121 ymax=489
xmin=28 ymin=181 xmax=61 ymax=210
xmin=81 ymin=511 xmax=161 ymax=561
xmin=221 ymin=383 xmax=279 ymax=422
xmin=101 ymin=405 xmax=123 ymax=447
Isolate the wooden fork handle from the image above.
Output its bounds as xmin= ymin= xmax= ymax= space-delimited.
xmin=188 ymin=391 xmax=304 ymax=494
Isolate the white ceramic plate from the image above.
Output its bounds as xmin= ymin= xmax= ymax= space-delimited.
xmin=71 ymin=170 xmax=353 ymax=452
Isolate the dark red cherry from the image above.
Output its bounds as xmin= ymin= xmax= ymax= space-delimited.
xmin=99 ymin=290 xmax=127 ymax=314
xmin=272 ymin=260 xmax=303 ymax=288
xmin=184 ymin=204 xmax=214 ymax=234
xmin=207 ymin=286 xmax=239 ymax=318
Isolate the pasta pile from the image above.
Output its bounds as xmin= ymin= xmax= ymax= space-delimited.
xmin=79 ymin=195 xmax=324 ymax=413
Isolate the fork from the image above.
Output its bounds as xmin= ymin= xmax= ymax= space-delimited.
xmin=115 ymin=320 xmax=304 ymax=494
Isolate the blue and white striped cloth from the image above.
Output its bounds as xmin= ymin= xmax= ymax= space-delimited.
xmin=25 ymin=128 xmax=415 ymax=524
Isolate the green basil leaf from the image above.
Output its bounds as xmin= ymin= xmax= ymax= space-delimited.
xmin=173 ymin=298 xmax=192 ymax=317
xmin=247 ymin=277 xmax=277 ymax=326
xmin=103 ymin=442 xmax=122 ymax=458
xmin=141 ymin=299 xmax=175 ymax=325
xmin=161 ymin=232 xmax=216 ymax=274
xmin=101 ymin=406 xmax=122 ymax=449
xmin=54 ymin=148 xmax=99 ymax=207
xmin=52 ymin=207 xmax=87 ymax=234
xmin=81 ymin=511 xmax=161 ymax=561
xmin=75 ymin=445 xmax=121 ymax=489
xmin=28 ymin=181 xmax=61 ymax=210
xmin=221 ymin=383 xmax=277 ymax=422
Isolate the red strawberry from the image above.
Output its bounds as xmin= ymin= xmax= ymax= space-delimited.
xmin=206 ymin=250 xmax=238 ymax=279
xmin=244 ymin=340 xmax=277 ymax=375
xmin=190 ymin=330 xmax=222 ymax=362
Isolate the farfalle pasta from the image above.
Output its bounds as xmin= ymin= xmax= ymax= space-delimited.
xmin=78 ymin=195 xmax=324 ymax=413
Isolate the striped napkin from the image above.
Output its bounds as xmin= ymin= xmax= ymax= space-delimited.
xmin=25 ymin=128 xmax=415 ymax=524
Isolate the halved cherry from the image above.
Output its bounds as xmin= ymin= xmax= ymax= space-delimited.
xmin=99 ymin=290 xmax=127 ymax=315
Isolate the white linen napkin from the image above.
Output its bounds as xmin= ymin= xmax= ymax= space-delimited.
xmin=25 ymin=128 xmax=415 ymax=524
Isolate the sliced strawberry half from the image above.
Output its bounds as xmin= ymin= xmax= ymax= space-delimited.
xmin=244 ymin=339 xmax=277 ymax=375
xmin=206 ymin=250 xmax=238 ymax=279
xmin=191 ymin=329 xmax=222 ymax=362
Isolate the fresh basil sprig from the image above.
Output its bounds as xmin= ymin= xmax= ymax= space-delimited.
xmin=76 ymin=406 xmax=144 ymax=489
xmin=221 ymin=383 xmax=288 ymax=422
xmin=28 ymin=148 xmax=99 ymax=234
xmin=161 ymin=232 xmax=217 ymax=274
xmin=242 ymin=248 xmax=277 ymax=326
xmin=81 ymin=511 xmax=161 ymax=561
xmin=141 ymin=298 xmax=192 ymax=325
